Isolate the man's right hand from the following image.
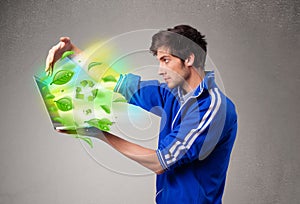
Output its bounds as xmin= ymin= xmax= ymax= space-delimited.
xmin=45 ymin=37 xmax=81 ymax=76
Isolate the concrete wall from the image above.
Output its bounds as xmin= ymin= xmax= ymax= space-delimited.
xmin=0 ymin=0 xmax=299 ymax=203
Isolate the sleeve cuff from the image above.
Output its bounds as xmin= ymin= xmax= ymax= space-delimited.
xmin=156 ymin=149 xmax=169 ymax=170
xmin=114 ymin=74 xmax=125 ymax=93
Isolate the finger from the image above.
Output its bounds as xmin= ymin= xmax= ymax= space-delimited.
xmin=45 ymin=55 xmax=53 ymax=72
xmin=45 ymin=46 xmax=56 ymax=70
xmin=45 ymin=55 xmax=51 ymax=72
xmin=46 ymin=65 xmax=51 ymax=76
xmin=49 ymin=63 xmax=53 ymax=76
xmin=60 ymin=36 xmax=70 ymax=43
xmin=57 ymin=41 xmax=65 ymax=50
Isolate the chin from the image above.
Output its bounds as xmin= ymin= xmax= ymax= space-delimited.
xmin=167 ymin=83 xmax=176 ymax=89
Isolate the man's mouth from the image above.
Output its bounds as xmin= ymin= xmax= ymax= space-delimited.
xmin=164 ymin=77 xmax=171 ymax=82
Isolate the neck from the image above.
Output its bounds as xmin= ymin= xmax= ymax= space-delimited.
xmin=182 ymin=67 xmax=205 ymax=94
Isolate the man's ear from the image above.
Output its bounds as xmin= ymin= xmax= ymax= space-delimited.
xmin=184 ymin=53 xmax=195 ymax=67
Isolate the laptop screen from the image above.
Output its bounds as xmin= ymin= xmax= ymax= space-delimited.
xmin=34 ymin=76 xmax=75 ymax=129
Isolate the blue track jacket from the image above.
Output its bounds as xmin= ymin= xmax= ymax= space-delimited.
xmin=114 ymin=71 xmax=237 ymax=204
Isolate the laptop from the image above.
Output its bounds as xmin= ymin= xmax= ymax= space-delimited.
xmin=34 ymin=75 xmax=106 ymax=138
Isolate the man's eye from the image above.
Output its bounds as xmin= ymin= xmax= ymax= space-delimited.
xmin=164 ymin=59 xmax=169 ymax=63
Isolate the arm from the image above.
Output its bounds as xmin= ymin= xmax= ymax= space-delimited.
xmin=100 ymin=132 xmax=164 ymax=175
xmin=115 ymin=74 xmax=173 ymax=115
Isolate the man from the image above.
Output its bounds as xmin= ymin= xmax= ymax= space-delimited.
xmin=45 ymin=25 xmax=237 ymax=203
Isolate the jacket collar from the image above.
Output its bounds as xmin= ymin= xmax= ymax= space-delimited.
xmin=194 ymin=71 xmax=216 ymax=97
xmin=176 ymin=71 xmax=216 ymax=102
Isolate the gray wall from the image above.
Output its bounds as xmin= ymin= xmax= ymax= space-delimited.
xmin=0 ymin=0 xmax=299 ymax=203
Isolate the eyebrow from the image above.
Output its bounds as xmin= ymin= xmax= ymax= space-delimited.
xmin=158 ymin=54 xmax=170 ymax=61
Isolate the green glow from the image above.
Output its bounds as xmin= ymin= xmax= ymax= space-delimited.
xmin=62 ymin=62 xmax=76 ymax=70
xmin=95 ymin=89 xmax=105 ymax=98
xmin=36 ymin=41 xmax=133 ymax=148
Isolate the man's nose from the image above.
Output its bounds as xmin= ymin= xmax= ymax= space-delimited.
xmin=158 ymin=65 xmax=166 ymax=75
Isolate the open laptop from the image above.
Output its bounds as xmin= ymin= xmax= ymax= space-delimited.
xmin=34 ymin=75 xmax=105 ymax=138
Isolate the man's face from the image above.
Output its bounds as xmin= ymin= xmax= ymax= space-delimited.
xmin=156 ymin=48 xmax=190 ymax=89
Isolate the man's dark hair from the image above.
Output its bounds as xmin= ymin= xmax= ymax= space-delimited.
xmin=150 ymin=25 xmax=207 ymax=69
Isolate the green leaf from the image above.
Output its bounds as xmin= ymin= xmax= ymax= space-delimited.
xmin=99 ymin=118 xmax=113 ymax=126
xmin=53 ymin=117 xmax=64 ymax=124
xmin=45 ymin=93 xmax=55 ymax=99
xmin=100 ymin=105 xmax=111 ymax=114
xmin=84 ymin=118 xmax=113 ymax=132
xmin=61 ymin=50 xmax=75 ymax=59
xmin=84 ymin=118 xmax=99 ymax=127
xmin=80 ymin=137 xmax=93 ymax=148
xmin=91 ymin=89 xmax=98 ymax=97
xmin=99 ymin=124 xmax=110 ymax=131
xmin=102 ymin=75 xmax=117 ymax=82
xmin=50 ymin=70 xmax=74 ymax=85
xmin=112 ymin=97 xmax=127 ymax=103
xmin=70 ymin=135 xmax=93 ymax=148
xmin=88 ymin=62 xmax=102 ymax=71
xmin=54 ymin=97 xmax=73 ymax=111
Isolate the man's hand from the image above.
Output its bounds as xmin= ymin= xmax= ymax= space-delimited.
xmin=45 ymin=37 xmax=81 ymax=76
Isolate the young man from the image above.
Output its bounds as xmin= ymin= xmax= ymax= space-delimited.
xmin=45 ymin=25 xmax=237 ymax=203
